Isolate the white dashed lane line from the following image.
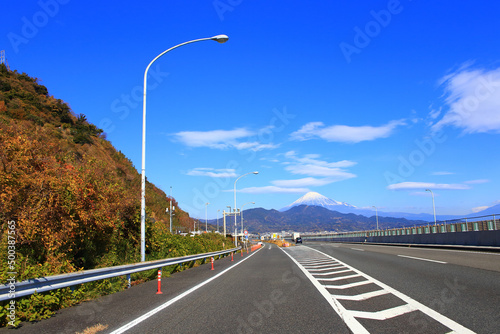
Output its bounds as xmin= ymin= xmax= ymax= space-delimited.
xmin=397 ymin=254 xmax=448 ymax=264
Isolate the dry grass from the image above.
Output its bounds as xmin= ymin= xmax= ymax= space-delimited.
xmin=75 ymin=324 xmax=109 ymax=334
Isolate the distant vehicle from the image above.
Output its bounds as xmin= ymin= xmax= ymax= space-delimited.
xmin=295 ymin=237 xmax=302 ymax=244
xmin=292 ymin=232 xmax=300 ymax=242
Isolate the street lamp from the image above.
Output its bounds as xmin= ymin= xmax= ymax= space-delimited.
xmin=372 ymin=206 xmax=379 ymax=230
xmin=425 ymin=189 xmax=437 ymax=225
xmin=169 ymin=186 xmax=173 ymax=233
xmin=233 ymin=172 xmax=258 ymax=247
xmin=205 ymin=202 xmax=210 ymax=232
xmin=225 ymin=206 xmax=231 ymax=238
xmin=241 ymin=202 xmax=255 ymax=248
xmin=140 ymin=34 xmax=229 ymax=262
xmin=217 ymin=209 xmax=220 ymax=233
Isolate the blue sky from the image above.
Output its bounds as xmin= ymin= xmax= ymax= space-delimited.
xmin=2 ymin=0 xmax=500 ymax=219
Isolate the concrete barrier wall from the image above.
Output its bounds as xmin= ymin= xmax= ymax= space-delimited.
xmin=310 ymin=230 xmax=500 ymax=247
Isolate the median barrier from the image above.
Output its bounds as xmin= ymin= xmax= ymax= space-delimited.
xmin=302 ymin=214 xmax=500 ymax=249
xmin=250 ymin=244 xmax=262 ymax=252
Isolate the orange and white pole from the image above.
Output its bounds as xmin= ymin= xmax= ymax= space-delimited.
xmin=156 ymin=269 xmax=163 ymax=294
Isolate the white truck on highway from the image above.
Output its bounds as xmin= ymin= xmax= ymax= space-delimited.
xmin=292 ymin=232 xmax=300 ymax=242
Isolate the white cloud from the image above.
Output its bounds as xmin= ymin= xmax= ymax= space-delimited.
xmin=271 ymin=177 xmax=334 ymax=187
xmin=236 ymin=186 xmax=310 ymax=194
xmin=290 ymin=120 xmax=406 ymax=143
xmin=471 ymin=206 xmax=489 ymax=213
xmin=464 ymin=179 xmax=490 ymax=184
xmin=173 ymin=128 xmax=278 ymax=151
xmin=186 ymin=168 xmax=237 ymax=178
xmin=234 ymin=142 xmax=280 ymax=151
xmin=285 ymin=164 xmax=356 ymax=179
xmin=283 ymin=151 xmax=357 ymax=180
xmin=428 ymin=106 xmax=442 ymax=121
xmin=387 ymin=182 xmax=471 ymax=190
xmin=431 ymin=65 xmax=500 ymax=133
xmin=432 ymin=171 xmax=454 ymax=175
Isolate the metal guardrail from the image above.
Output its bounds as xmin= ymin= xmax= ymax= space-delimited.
xmin=0 ymin=247 xmax=241 ymax=302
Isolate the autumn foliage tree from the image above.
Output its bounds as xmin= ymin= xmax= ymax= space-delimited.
xmin=0 ymin=63 xmax=197 ymax=277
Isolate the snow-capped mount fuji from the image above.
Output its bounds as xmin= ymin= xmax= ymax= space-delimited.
xmin=280 ymin=192 xmax=356 ymax=213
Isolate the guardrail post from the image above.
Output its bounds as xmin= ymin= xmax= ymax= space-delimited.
xmin=156 ymin=269 xmax=163 ymax=294
xmin=127 ymin=274 xmax=131 ymax=289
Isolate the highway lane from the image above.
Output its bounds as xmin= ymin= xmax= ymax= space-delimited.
xmin=113 ymin=243 xmax=350 ymax=334
xmin=3 ymin=242 xmax=498 ymax=333
xmin=306 ymin=241 xmax=500 ymax=272
xmin=301 ymin=241 xmax=500 ymax=333
xmin=3 ymin=245 xmax=349 ymax=334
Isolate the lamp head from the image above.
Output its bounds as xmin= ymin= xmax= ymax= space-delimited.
xmin=211 ymin=34 xmax=229 ymax=43
xmin=253 ymin=171 xmax=259 ymax=175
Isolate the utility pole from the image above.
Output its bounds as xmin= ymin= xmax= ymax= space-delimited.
xmin=0 ymin=50 xmax=9 ymax=70
xmin=169 ymin=187 xmax=173 ymax=233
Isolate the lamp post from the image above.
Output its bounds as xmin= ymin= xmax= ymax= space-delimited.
xmin=425 ymin=189 xmax=437 ymax=225
xmin=140 ymin=34 xmax=229 ymax=261
xmin=225 ymin=206 xmax=231 ymax=239
xmin=233 ymin=172 xmax=258 ymax=247
xmin=205 ymin=202 xmax=210 ymax=232
xmin=372 ymin=206 xmax=379 ymax=230
xmin=217 ymin=209 xmax=220 ymax=233
xmin=241 ymin=201 xmax=255 ymax=249
xmin=169 ymin=186 xmax=173 ymax=233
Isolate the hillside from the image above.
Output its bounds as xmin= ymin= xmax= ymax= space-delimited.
xmin=0 ymin=64 xmax=195 ymax=275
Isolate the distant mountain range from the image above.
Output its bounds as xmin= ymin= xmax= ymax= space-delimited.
xmin=280 ymin=192 xmax=500 ymax=222
xmin=222 ymin=205 xmax=426 ymax=234
xmin=207 ymin=192 xmax=499 ymax=234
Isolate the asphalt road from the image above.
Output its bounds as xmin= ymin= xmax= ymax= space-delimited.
xmin=3 ymin=242 xmax=499 ymax=333
xmin=299 ymin=242 xmax=500 ymax=334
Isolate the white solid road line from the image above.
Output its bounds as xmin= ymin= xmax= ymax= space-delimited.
xmin=397 ymin=254 xmax=447 ymax=264
xmin=331 ymin=289 xmax=389 ymax=301
xmin=317 ymin=273 xmax=361 ymax=282
xmin=349 ymin=304 xmax=418 ymax=320
xmin=109 ymin=247 xmax=263 ymax=334
xmin=312 ymin=269 xmax=352 ymax=276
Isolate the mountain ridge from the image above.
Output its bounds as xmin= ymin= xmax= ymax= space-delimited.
xmin=280 ymin=191 xmax=499 ymax=222
xmin=219 ymin=205 xmax=427 ymax=234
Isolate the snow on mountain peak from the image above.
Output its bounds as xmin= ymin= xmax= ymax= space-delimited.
xmin=281 ymin=191 xmax=356 ymax=211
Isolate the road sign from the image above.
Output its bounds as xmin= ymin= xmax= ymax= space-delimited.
xmin=244 ymin=230 xmax=248 ymax=236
